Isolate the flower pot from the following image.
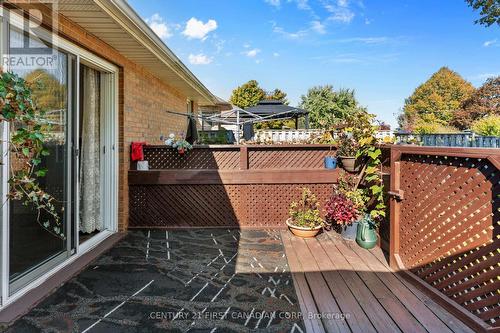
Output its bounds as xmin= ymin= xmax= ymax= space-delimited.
xmin=324 ymin=156 xmax=337 ymax=169
xmin=340 ymin=221 xmax=358 ymax=241
xmin=356 ymin=215 xmax=378 ymax=249
xmin=286 ymin=218 xmax=322 ymax=238
xmin=339 ymin=156 xmax=360 ymax=172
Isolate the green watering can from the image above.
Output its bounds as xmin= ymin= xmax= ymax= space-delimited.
xmin=356 ymin=215 xmax=378 ymax=249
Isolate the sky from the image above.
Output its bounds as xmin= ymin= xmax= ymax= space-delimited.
xmin=128 ymin=0 xmax=500 ymax=128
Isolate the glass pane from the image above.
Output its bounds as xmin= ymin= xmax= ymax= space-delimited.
xmin=8 ymin=27 xmax=69 ymax=282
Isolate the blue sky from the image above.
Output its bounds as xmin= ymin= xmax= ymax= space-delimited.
xmin=128 ymin=0 xmax=500 ymax=128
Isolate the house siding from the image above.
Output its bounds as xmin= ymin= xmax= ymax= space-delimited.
xmin=27 ymin=5 xmax=196 ymax=231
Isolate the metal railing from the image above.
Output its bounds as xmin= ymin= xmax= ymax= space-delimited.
xmin=395 ymin=133 xmax=500 ymax=148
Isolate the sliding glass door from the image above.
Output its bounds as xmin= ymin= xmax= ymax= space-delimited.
xmin=7 ymin=27 xmax=75 ymax=293
xmin=0 ymin=10 xmax=118 ymax=304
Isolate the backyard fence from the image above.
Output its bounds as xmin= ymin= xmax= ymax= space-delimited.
xmin=255 ymin=129 xmax=394 ymax=143
xmin=129 ymin=144 xmax=340 ymax=228
xmin=389 ymin=145 xmax=499 ymax=331
xmin=254 ymin=129 xmax=323 ymax=143
xmin=396 ymin=132 xmax=500 ymax=148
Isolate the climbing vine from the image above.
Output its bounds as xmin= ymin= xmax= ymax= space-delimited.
xmin=0 ymin=71 xmax=64 ymax=239
xmin=344 ymin=110 xmax=386 ymax=222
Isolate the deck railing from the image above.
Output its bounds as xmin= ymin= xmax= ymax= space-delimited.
xmin=129 ymin=144 xmax=339 ymax=228
xmin=389 ymin=145 xmax=499 ymax=332
xmin=395 ymin=132 xmax=500 ymax=148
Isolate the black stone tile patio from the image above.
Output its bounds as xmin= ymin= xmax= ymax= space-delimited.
xmin=5 ymin=229 xmax=304 ymax=333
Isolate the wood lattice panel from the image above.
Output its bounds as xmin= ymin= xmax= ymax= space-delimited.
xmin=398 ymin=154 xmax=499 ymax=326
xmin=129 ymin=184 xmax=334 ymax=228
xmin=143 ymin=146 xmax=240 ymax=169
xmin=248 ymin=148 xmax=333 ymax=169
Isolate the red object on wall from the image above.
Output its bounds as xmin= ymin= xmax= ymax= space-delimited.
xmin=131 ymin=142 xmax=147 ymax=161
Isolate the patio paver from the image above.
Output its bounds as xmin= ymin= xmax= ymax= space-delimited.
xmin=5 ymin=229 xmax=304 ymax=332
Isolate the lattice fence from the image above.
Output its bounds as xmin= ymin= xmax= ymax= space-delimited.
xmin=141 ymin=145 xmax=336 ymax=170
xmin=397 ymin=153 xmax=499 ymax=327
xmin=143 ymin=146 xmax=240 ymax=169
xmin=248 ymin=147 xmax=333 ymax=169
xmin=129 ymin=184 xmax=334 ymax=227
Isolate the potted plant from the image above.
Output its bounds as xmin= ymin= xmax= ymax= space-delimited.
xmin=336 ymin=132 xmax=361 ymax=172
xmin=325 ymin=191 xmax=358 ymax=240
xmin=172 ymin=138 xmax=193 ymax=156
xmin=287 ymin=188 xmax=325 ymax=238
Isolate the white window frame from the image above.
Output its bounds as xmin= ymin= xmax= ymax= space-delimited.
xmin=0 ymin=9 xmax=119 ymax=309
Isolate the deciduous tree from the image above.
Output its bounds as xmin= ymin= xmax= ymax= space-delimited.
xmin=399 ymin=67 xmax=474 ymax=130
xmin=229 ymin=80 xmax=265 ymax=109
xmin=452 ymin=76 xmax=500 ymax=129
xmin=299 ymin=85 xmax=365 ymax=129
xmin=466 ymin=0 xmax=500 ymax=27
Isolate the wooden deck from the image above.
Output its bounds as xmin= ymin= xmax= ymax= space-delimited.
xmin=281 ymin=230 xmax=474 ymax=333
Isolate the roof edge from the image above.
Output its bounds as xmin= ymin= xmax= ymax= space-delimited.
xmin=93 ymin=0 xmax=218 ymax=105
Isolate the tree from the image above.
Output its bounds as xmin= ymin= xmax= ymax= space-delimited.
xmin=266 ymin=88 xmax=289 ymax=105
xmin=299 ymin=85 xmax=365 ymax=129
xmin=452 ymin=76 xmax=500 ymax=129
xmin=24 ymin=69 xmax=67 ymax=110
xmin=399 ymin=67 xmax=474 ymax=130
xmin=229 ymin=80 xmax=265 ymax=109
xmin=471 ymin=115 xmax=500 ymax=136
xmin=466 ymin=0 xmax=500 ymax=27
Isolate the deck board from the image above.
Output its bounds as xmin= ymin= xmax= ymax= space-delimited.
xmin=281 ymin=231 xmax=326 ymax=333
xmin=345 ymin=238 xmax=454 ymax=333
xmin=288 ymin=234 xmax=351 ymax=333
xmin=282 ymin=230 xmax=474 ymax=333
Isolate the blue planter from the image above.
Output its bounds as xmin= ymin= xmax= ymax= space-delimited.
xmin=324 ymin=156 xmax=337 ymax=169
xmin=341 ymin=221 xmax=358 ymax=241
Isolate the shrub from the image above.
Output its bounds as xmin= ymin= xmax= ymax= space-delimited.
xmin=289 ymin=188 xmax=325 ymax=228
xmin=325 ymin=193 xmax=357 ymax=225
xmin=471 ymin=115 xmax=500 ymax=136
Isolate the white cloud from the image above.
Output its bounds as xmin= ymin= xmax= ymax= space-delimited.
xmin=339 ymin=37 xmax=389 ymax=44
xmin=328 ymin=8 xmax=354 ymax=23
xmin=273 ymin=23 xmax=308 ymax=39
xmin=188 ymin=53 xmax=213 ymax=65
xmin=483 ymin=39 xmax=497 ymax=47
xmin=183 ymin=18 xmax=218 ymax=40
xmin=265 ymin=0 xmax=281 ymax=7
xmin=322 ymin=0 xmax=356 ymax=23
xmin=311 ymin=20 xmax=326 ymax=34
xmin=145 ymin=13 xmax=172 ymax=39
xmin=469 ymin=72 xmax=500 ymax=81
xmin=289 ymin=0 xmax=311 ymax=10
xmin=273 ymin=52 xmax=280 ymax=57
xmin=244 ymin=48 xmax=261 ymax=57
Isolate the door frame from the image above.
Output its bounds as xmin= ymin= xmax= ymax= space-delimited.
xmin=0 ymin=9 xmax=119 ymax=309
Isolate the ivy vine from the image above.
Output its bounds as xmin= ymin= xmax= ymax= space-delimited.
xmin=0 ymin=71 xmax=64 ymax=239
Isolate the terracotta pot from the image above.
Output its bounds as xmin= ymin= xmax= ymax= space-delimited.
xmin=339 ymin=156 xmax=360 ymax=172
xmin=286 ymin=218 xmax=322 ymax=238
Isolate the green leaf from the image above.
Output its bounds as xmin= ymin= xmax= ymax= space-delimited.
xmin=22 ymin=147 xmax=30 ymax=157
xmin=35 ymin=168 xmax=48 ymax=177
xmin=370 ymin=184 xmax=383 ymax=194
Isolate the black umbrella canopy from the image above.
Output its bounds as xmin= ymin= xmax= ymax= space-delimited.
xmin=245 ymin=100 xmax=308 ymax=119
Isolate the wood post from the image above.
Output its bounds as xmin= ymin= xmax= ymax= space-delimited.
xmin=389 ymin=148 xmax=402 ymax=270
xmin=239 ymin=146 xmax=249 ymax=170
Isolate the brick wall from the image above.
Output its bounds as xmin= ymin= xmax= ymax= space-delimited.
xmin=18 ymin=3 xmax=197 ymax=231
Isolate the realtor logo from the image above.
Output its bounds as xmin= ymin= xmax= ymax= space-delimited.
xmin=2 ymin=0 xmax=59 ymax=71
